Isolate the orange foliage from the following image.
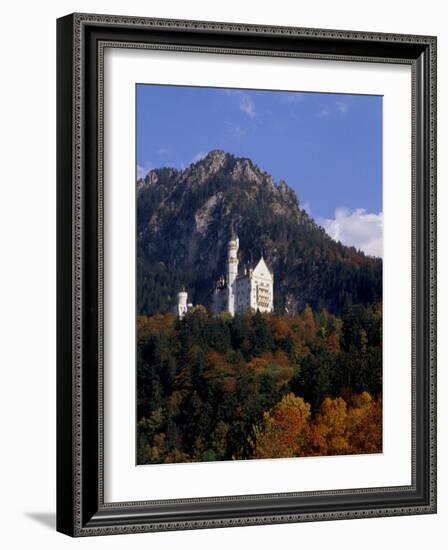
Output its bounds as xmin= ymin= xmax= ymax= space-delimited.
xmin=254 ymin=393 xmax=311 ymax=459
xmin=174 ymin=368 xmax=193 ymax=391
xmin=327 ymin=332 xmax=341 ymax=354
xmin=302 ymin=304 xmax=317 ymax=342
xmin=204 ymin=351 xmax=237 ymax=393
xmin=247 ymin=351 xmax=294 ymax=386
xmin=253 ymin=391 xmax=382 ymax=459
xmin=247 ymin=356 xmax=269 ymax=374
xmin=268 ymin=316 xmax=291 ymax=340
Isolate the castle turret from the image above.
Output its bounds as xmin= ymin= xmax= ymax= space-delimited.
xmin=227 ymin=226 xmax=239 ymax=315
xmin=176 ymin=289 xmax=188 ymax=318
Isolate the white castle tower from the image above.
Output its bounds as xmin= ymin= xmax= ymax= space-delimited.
xmin=227 ymin=227 xmax=239 ymax=315
xmin=175 ymin=289 xmax=189 ymax=319
xmin=212 ymin=226 xmax=274 ymax=316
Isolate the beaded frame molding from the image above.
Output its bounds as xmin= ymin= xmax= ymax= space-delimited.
xmin=56 ymin=13 xmax=437 ymax=537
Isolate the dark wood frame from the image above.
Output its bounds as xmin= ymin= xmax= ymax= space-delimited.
xmin=57 ymin=13 xmax=437 ymax=537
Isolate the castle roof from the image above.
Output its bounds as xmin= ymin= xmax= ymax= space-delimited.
xmin=236 ymin=256 xmax=273 ymax=281
xmin=253 ymin=256 xmax=273 ymax=278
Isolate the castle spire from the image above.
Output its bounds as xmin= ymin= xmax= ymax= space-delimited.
xmin=229 ymin=220 xmax=237 ymax=241
xmin=227 ymin=223 xmax=239 ymax=316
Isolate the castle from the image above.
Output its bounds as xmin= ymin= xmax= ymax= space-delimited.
xmin=175 ymin=228 xmax=274 ymax=318
xmin=174 ymin=288 xmax=193 ymax=319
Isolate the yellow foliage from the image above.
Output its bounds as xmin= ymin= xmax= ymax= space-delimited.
xmin=254 ymin=391 xmax=382 ymax=459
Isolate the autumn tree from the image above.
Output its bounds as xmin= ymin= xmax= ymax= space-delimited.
xmin=345 ymin=392 xmax=382 ymax=453
xmin=313 ymin=396 xmax=349 ymax=455
xmin=327 ymin=331 xmax=341 ymax=354
xmin=302 ymin=304 xmax=317 ymax=343
xmin=253 ymin=393 xmax=311 ymax=458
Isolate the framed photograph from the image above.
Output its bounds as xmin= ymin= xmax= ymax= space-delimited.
xmin=57 ymin=13 xmax=437 ymax=536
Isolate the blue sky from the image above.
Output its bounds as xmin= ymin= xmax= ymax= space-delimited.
xmin=136 ymin=85 xmax=383 ymax=257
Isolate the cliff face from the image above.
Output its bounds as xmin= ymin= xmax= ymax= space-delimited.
xmin=136 ymin=150 xmax=382 ymax=315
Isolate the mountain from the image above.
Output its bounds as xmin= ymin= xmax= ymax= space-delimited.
xmin=136 ymin=150 xmax=382 ymax=315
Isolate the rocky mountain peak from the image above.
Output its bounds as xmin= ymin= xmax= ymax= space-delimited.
xmin=138 ymin=151 xmax=286 ymax=196
xmin=230 ymin=157 xmax=268 ymax=185
xmin=193 ymin=149 xmax=228 ymax=175
xmin=203 ymin=149 xmax=227 ymax=164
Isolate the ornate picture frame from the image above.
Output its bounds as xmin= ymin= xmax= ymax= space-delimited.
xmin=57 ymin=13 xmax=437 ymax=536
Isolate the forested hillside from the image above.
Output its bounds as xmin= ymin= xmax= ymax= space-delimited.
xmin=137 ymin=304 xmax=382 ymax=464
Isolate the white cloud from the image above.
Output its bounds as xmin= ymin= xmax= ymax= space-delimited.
xmin=318 ymin=208 xmax=383 ymax=258
xmin=317 ymin=99 xmax=349 ymax=118
xmin=335 ymin=100 xmax=349 ymax=114
xmin=222 ymin=89 xmax=238 ymax=96
xmin=239 ymin=94 xmax=256 ymax=118
xmin=157 ymin=147 xmax=169 ymax=156
xmin=222 ymin=89 xmax=256 ymax=118
xmin=282 ymin=93 xmax=306 ymax=104
xmin=226 ymin=122 xmax=248 ymax=140
xmin=317 ymin=106 xmax=331 ymax=117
